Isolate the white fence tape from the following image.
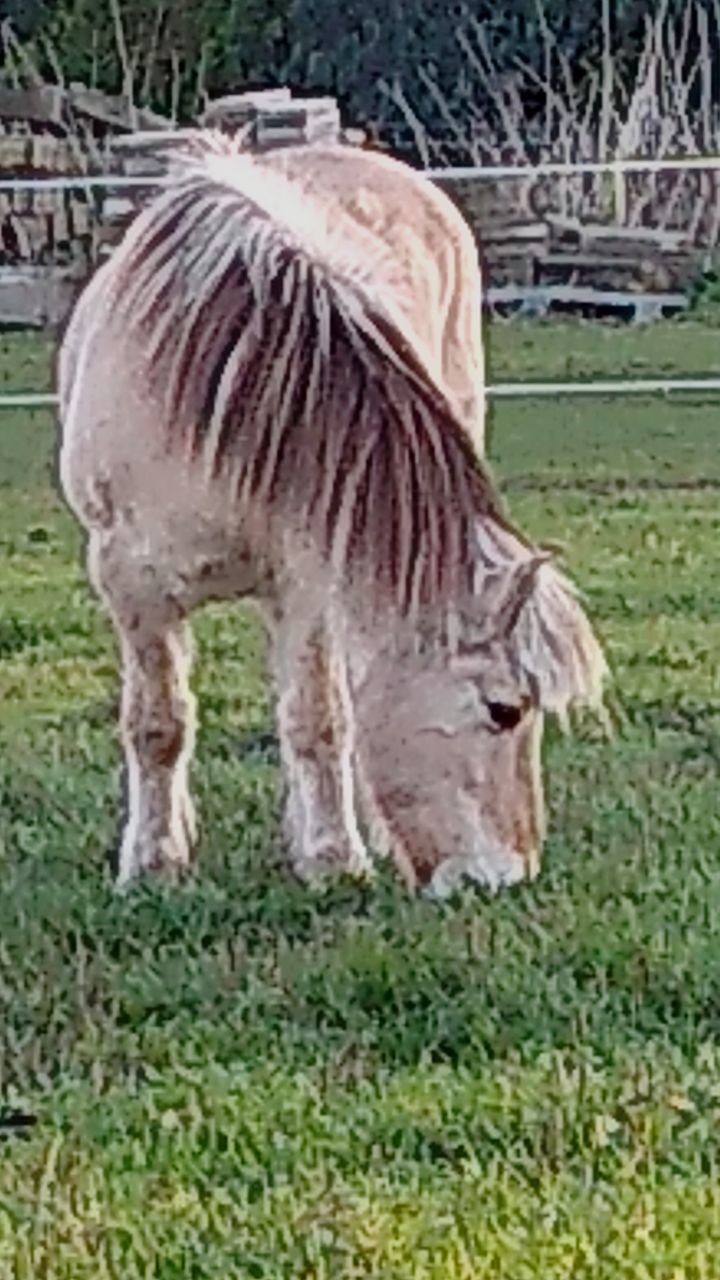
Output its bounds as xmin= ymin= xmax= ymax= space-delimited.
xmin=0 ymin=173 xmax=157 ymax=193
xmin=4 ymin=378 xmax=720 ymax=411
xmin=488 ymin=377 xmax=720 ymax=398
xmin=1 ymin=154 xmax=720 ymax=193
xmin=424 ymin=156 xmax=720 ymax=181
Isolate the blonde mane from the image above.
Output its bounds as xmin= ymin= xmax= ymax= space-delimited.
xmin=106 ymin=133 xmax=527 ymax=621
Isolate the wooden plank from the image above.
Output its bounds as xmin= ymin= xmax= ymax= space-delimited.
xmin=109 ymin=130 xmax=200 ymax=178
xmin=433 ymin=175 xmax=533 ymax=222
xmin=482 ymin=222 xmax=549 ymax=244
xmin=484 ymin=244 xmax=546 ymax=265
xmin=29 ymin=135 xmax=74 ymax=173
xmin=255 ymin=110 xmax=341 ymax=148
xmin=549 ymin=219 xmax=691 ymax=255
xmin=199 ymin=88 xmax=292 ymax=127
xmin=487 ymin=283 xmax=688 ymax=324
xmin=483 ymin=258 xmax=536 ymax=288
xmin=19 ymin=214 xmax=47 ymax=261
xmin=67 ymin=83 xmax=171 ymax=133
xmin=0 ymin=135 xmax=31 ymax=169
xmin=489 ymin=283 xmax=688 ymax=305
xmin=69 ymin=200 xmax=93 ymax=239
xmin=0 ymin=85 xmax=66 ymax=127
xmin=537 ymin=252 xmax=648 ymax=269
xmin=533 ymin=249 xmax=701 ymax=293
xmin=484 ymin=250 xmax=546 ymax=267
xmin=199 ymin=90 xmax=342 ymax=147
xmin=102 ymin=195 xmax=137 ymax=223
xmin=578 ymin=223 xmax=691 ymax=246
xmin=53 ymin=204 xmax=71 ymax=246
xmin=110 ymin=127 xmax=197 ymax=152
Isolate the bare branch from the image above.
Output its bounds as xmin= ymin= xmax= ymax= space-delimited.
xmin=378 ymin=77 xmax=433 ymax=168
xmin=107 ymin=0 xmax=136 ymax=123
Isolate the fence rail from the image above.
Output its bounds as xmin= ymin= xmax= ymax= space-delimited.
xmin=488 ymin=377 xmax=720 ymax=398
xmin=5 ymin=378 xmax=720 ymax=412
xmin=2 ymin=154 xmax=720 ymax=193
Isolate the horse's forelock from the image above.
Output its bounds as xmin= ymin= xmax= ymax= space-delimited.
xmin=468 ymin=523 xmax=607 ymax=719
xmin=513 ymin=563 xmax=608 ymax=720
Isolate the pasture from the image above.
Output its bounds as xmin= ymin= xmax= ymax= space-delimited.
xmin=2 ymin=318 xmax=720 ymax=1277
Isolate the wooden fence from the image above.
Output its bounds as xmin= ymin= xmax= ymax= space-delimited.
xmin=0 ymin=85 xmax=355 ymax=327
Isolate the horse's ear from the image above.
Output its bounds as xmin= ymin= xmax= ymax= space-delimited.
xmin=492 ymin=552 xmax=552 ymax=639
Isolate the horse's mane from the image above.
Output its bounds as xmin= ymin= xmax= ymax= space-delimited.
xmin=101 ymin=133 xmax=606 ymax=713
xmin=107 ymin=132 xmax=525 ymax=617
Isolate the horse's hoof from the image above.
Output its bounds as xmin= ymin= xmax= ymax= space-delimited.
xmin=114 ymin=841 xmax=194 ymax=892
xmin=289 ymin=842 xmax=375 ymax=890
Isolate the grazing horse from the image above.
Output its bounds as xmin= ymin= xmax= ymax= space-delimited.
xmin=57 ymin=134 xmax=606 ymax=898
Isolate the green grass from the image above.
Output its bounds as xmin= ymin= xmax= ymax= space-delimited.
xmin=2 ymin=320 xmax=720 ymax=1276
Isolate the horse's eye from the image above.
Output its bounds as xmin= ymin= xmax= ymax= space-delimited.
xmin=486 ymin=701 xmax=525 ymax=731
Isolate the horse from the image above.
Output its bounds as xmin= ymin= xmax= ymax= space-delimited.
xmin=57 ymin=133 xmax=607 ymax=898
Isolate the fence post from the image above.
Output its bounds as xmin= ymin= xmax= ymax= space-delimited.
xmin=613 ymin=162 xmax=627 ymax=225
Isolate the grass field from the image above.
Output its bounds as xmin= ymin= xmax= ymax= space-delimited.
xmin=2 ymin=318 xmax=720 ymax=1277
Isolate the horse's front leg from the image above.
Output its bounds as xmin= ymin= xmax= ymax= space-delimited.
xmin=91 ymin=538 xmax=197 ymax=888
xmin=272 ymin=616 xmax=371 ymax=886
xmin=115 ymin=618 xmax=197 ymax=887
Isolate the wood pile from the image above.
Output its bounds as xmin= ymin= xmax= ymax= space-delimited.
xmin=534 ymin=219 xmax=705 ymax=294
xmin=0 ymin=84 xmax=354 ymax=326
xmin=438 ymin=176 xmax=709 ymax=302
xmin=97 ymin=88 xmax=351 ymax=260
xmin=476 ymin=217 xmax=704 ymax=321
xmin=0 ymin=74 xmax=710 ymax=328
xmin=480 ymin=222 xmax=550 ymax=287
xmin=0 ymin=80 xmax=173 ymax=321
xmin=432 ymin=173 xmax=537 ymax=230
xmin=0 ymin=82 xmax=169 ymax=133
xmin=0 ymin=125 xmax=94 ymax=275
xmin=199 ymin=87 xmax=343 ymax=149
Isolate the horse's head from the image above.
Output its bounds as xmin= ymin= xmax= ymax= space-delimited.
xmin=356 ymin=548 xmax=607 ymax=898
